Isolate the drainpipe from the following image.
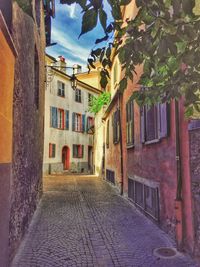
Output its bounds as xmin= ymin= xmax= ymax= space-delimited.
xmin=118 ymin=93 xmax=124 ymax=195
xmin=175 ymin=99 xmax=183 ymax=249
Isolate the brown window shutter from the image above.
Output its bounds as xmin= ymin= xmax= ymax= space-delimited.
xmin=140 ymin=107 xmax=145 ymax=143
xmin=159 ymin=102 xmax=169 ymax=138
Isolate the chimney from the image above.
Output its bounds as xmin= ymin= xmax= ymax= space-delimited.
xmin=55 ymin=56 xmax=67 ymax=73
xmin=73 ymin=64 xmax=82 ymax=74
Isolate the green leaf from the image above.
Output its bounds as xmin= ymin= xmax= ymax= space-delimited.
xmin=77 ymin=0 xmax=87 ymax=9
xmin=119 ymin=78 xmax=127 ymax=92
xmin=100 ymin=75 xmax=108 ymax=89
xmin=106 ymin=47 xmax=111 ymax=58
xmin=99 ymin=8 xmax=107 ymax=32
xmin=79 ymin=8 xmax=98 ymax=37
xmin=60 ymin=0 xmax=76 ymax=4
xmin=120 ymin=0 xmax=132 ymax=5
xmin=135 ymin=0 xmax=143 ymax=7
xmin=88 ymin=58 xmax=95 ymax=68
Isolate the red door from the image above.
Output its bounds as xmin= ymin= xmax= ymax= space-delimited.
xmin=62 ymin=146 xmax=70 ymax=170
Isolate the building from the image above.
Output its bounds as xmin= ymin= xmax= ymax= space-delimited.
xmin=101 ymin=0 xmax=200 ymax=260
xmin=43 ymin=54 xmax=102 ymax=174
xmin=0 ymin=2 xmax=17 ymax=266
xmin=0 ymin=0 xmax=55 ymax=265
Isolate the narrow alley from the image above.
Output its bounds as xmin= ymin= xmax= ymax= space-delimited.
xmin=11 ymin=175 xmax=197 ymax=267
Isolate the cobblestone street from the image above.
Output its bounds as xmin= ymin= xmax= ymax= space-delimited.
xmin=11 ymin=175 xmax=198 ymax=267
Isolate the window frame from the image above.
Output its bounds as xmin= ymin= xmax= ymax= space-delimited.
xmin=58 ymin=109 xmax=65 ymax=130
xmin=113 ymin=109 xmax=120 ymax=144
xmin=49 ymin=143 xmax=56 ymax=158
xmin=57 ymin=81 xmax=65 ymax=97
xmin=126 ymin=99 xmax=134 ymax=147
xmin=75 ymin=88 xmax=82 ymax=103
xmin=73 ymin=144 xmax=84 ymax=158
xmin=141 ymin=102 xmax=169 ymax=145
xmin=106 ymin=120 xmax=110 ymax=149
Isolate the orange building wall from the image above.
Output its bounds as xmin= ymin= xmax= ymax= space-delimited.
xmin=0 ymin=30 xmax=15 ymax=163
xmin=0 ymin=13 xmax=16 ymax=267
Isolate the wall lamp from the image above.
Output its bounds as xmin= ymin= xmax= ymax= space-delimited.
xmin=45 ymin=64 xmax=79 ymax=90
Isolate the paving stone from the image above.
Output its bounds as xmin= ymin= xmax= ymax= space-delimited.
xmin=11 ymin=175 xmax=199 ymax=267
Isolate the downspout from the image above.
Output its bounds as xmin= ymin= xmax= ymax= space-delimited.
xmin=175 ymin=99 xmax=183 ymax=249
xmin=118 ymin=92 xmax=124 ymax=195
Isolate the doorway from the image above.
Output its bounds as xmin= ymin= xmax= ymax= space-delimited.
xmin=62 ymin=146 xmax=70 ymax=170
xmin=88 ymin=146 xmax=93 ymax=173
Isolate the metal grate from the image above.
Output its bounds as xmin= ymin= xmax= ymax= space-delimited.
xmin=106 ymin=169 xmax=115 ymax=184
xmin=128 ymin=178 xmax=159 ymax=220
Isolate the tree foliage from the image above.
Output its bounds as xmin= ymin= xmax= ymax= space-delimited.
xmin=61 ymin=0 xmax=200 ymax=116
xmin=88 ymin=92 xmax=111 ymax=114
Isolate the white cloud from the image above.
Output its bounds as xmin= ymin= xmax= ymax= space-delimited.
xmin=55 ymin=3 xmax=78 ymax=19
xmin=51 ymin=27 xmax=91 ymax=63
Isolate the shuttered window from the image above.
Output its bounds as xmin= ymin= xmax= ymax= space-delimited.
xmin=128 ymin=178 xmax=159 ymax=220
xmin=49 ymin=143 xmax=56 ymax=158
xmin=73 ymin=144 xmax=84 ymax=158
xmin=106 ymin=120 xmax=110 ymax=148
xmin=113 ymin=110 xmax=120 ymax=144
xmin=65 ymin=110 xmax=69 ymax=130
xmin=72 ymin=112 xmax=85 ymax=132
xmin=57 ymin=81 xmax=65 ymax=97
xmin=58 ymin=109 xmax=64 ymax=129
xmin=50 ymin=107 xmax=69 ymax=130
xmin=87 ymin=116 xmax=94 ymax=132
xmin=188 ymin=119 xmax=200 ymax=130
xmin=75 ymin=89 xmax=81 ymax=103
xmin=88 ymin=93 xmax=93 ymax=107
xmin=141 ymin=102 xmax=169 ymax=143
xmin=126 ymin=99 xmax=134 ymax=146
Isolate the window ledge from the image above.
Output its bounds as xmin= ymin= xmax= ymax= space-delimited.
xmin=127 ymin=143 xmax=134 ymax=149
xmin=144 ymin=139 xmax=160 ymax=145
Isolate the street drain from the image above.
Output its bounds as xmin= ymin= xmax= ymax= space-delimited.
xmin=153 ymin=247 xmax=178 ymax=259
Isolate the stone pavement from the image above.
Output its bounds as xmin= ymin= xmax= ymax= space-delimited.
xmin=11 ymin=175 xmax=198 ymax=267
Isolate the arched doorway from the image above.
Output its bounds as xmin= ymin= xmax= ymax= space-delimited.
xmin=62 ymin=146 xmax=70 ymax=170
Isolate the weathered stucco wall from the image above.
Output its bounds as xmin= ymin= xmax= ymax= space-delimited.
xmin=9 ymin=1 xmax=45 ymax=260
xmin=0 ymin=9 xmax=16 ymax=267
xmin=189 ymin=128 xmax=200 ymax=257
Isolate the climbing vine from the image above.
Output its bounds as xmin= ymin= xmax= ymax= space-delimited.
xmin=88 ymin=92 xmax=111 ymax=114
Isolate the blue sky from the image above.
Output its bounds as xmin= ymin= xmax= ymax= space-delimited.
xmin=46 ymin=1 xmax=111 ymax=72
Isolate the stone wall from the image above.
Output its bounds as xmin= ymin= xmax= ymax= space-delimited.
xmin=9 ymin=1 xmax=45 ymax=261
xmin=189 ymin=128 xmax=200 ymax=257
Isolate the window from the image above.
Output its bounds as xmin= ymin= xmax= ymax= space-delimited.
xmin=88 ymin=93 xmax=93 ymax=107
xmin=106 ymin=120 xmax=110 ymax=148
xmin=188 ymin=119 xmax=200 ymax=130
xmin=113 ymin=110 xmax=120 ymax=144
xmin=72 ymin=113 xmax=85 ymax=132
xmin=126 ymin=99 xmax=134 ymax=146
xmin=57 ymin=81 xmax=65 ymax=97
xmin=128 ymin=178 xmax=159 ymax=220
xmin=50 ymin=107 xmax=69 ymax=130
xmin=73 ymin=145 xmax=84 ymax=158
xmin=87 ymin=116 xmax=94 ymax=132
xmin=75 ymin=89 xmax=81 ymax=103
xmin=106 ymin=169 xmax=115 ymax=184
xmin=58 ymin=109 xmax=64 ymax=129
xmin=49 ymin=143 xmax=56 ymax=158
xmin=141 ymin=102 xmax=169 ymax=144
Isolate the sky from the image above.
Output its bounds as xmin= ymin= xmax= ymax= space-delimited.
xmin=46 ymin=0 xmax=110 ymax=72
